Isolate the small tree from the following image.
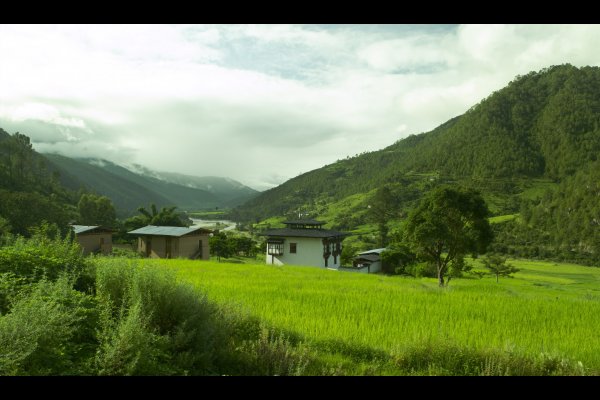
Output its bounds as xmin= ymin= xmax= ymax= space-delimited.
xmin=404 ymin=186 xmax=493 ymax=287
xmin=482 ymin=254 xmax=520 ymax=283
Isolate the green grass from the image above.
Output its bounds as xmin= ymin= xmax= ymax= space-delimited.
xmin=114 ymin=257 xmax=600 ymax=374
xmin=489 ymin=214 xmax=519 ymax=224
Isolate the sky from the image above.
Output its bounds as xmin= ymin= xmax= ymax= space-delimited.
xmin=1 ymin=24 xmax=600 ymax=191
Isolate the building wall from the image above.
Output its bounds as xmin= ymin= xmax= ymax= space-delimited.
xmin=137 ymin=234 xmax=210 ymax=259
xmin=266 ymin=236 xmax=341 ymax=268
xmin=177 ymin=234 xmax=210 ymax=259
xmin=77 ymin=233 xmax=112 ymax=255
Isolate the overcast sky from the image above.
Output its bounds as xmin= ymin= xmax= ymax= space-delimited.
xmin=1 ymin=24 xmax=600 ymax=191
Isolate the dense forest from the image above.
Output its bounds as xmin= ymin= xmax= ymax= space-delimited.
xmin=0 ymin=128 xmax=79 ymax=236
xmin=232 ymin=64 xmax=600 ymax=264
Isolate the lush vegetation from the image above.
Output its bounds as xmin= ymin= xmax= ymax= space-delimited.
xmin=1 ymin=234 xmax=597 ymax=375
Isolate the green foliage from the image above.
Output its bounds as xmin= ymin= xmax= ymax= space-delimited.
xmin=0 ymin=230 xmax=93 ymax=292
xmin=94 ymin=260 xmax=229 ymax=375
xmin=0 ymin=276 xmax=99 ymax=375
xmin=403 ymin=186 xmax=493 ymax=286
xmin=368 ymin=186 xmax=400 ymax=247
xmin=380 ymin=245 xmax=416 ymax=275
xmin=124 ymin=203 xmax=189 ymax=230
xmin=78 ymin=193 xmax=117 ymax=227
xmin=483 ymin=254 xmax=520 ymax=283
xmin=209 ymin=232 xmax=235 ymax=261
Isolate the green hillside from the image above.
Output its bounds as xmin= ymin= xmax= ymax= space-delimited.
xmin=233 ymin=64 xmax=600 ymax=263
xmin=0 ymin=129 xmax=78 ymax=235
xmin=43 ymin=154 xmax=179 ymax=217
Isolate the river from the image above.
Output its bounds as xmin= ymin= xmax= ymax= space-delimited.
xmin=190 ymin=218 xmax=236 ymax=231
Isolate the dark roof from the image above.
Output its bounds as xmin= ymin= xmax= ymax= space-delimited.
xmin=128 ymin=225 xmax=212 ymax=237
xmin=72 ymin=225 xmax=114 ymax=234
xmin=283 ymin=219 xmax=325 ymax=225
xmin=358 ymin=248 xmax=387 ymax=255
xmin=261 ymin=228 xmax=349 ymax=239
xmin=354 ymin=254 xmax=380 ymax=262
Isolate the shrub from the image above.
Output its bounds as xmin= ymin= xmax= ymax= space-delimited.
xmin=0 ymin=233 xmax=93 ymax=292
xmin=0 ymin=276 xmax=99 ymax=375
xmin=94 ymin=260 xmax=229 ymax=375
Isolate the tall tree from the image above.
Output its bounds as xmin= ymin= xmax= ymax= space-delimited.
xmin=78 ymin=194 xmax=117 ymax=227
xmin=404 ymin=186 xmax=493 ymax=287
xmin=368 ymin=186 xmax=398 ymax=247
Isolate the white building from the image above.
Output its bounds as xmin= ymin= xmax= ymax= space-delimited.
xmin=262 ymin=219 xmax=348 ymax=268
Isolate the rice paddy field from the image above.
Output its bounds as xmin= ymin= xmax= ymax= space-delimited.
xmin=110 ymin=257 xmax=600 ymax=374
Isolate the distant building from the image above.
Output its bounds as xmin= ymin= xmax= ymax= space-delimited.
xmin=351 ymin=248 xmax=386 ymax=273
xmin=128 ymin=225 xmax=211 ymax=259
xmin=261 ymin=219 xmax=349 ymax=268
xmin=71 ymin=225 xmax=113 ymax=255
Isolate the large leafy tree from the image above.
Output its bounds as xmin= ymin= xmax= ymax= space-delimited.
xmin=77 ymin=194 xmax=117 ymax=227
xmin=404 ymin=186 xmax=493 ymax=287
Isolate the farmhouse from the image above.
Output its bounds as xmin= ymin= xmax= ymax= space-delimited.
xmin=351 ymin=248 xmax=386 ymax=273
xmin=261 ymin=219 xmax=349 ymax=268
xmin=128 ymin=225 xmax=211 ymax=259
xmin=71 ymin=225 xmax=113 ymax=255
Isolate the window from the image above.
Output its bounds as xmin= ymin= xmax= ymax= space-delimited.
xmin=267 ymin=242 xmax=284 ymax=255
xmin=290 ymin=243 xmax=297 ymax=253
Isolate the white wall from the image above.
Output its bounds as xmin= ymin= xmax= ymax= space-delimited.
xmin=266 ymin=236 xmax=341 ymax=268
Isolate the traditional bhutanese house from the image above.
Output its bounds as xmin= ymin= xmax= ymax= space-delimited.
xmin=128 ymin=225 xmax=212 ymax=259
xmin=71 ymin=225 xmax=113 ymax=255
xmin=351 ymin=248 xmax=386 ymax=273
xmin=261 ymin=219 xmax=349 ymax=268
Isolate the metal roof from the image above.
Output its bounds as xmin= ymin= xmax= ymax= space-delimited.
xmin=128 ymin=225 xmax=212 ymax=237
xmin=72 ymin=225 xmax=113 ymax=234
xmin=261 ymin=228 xmax=349 ymax=239
xmin=283 ymin=219 xmax=325 ymax=225
xmin=358 ymin=248 xmax=387 ymax=255
xmin=354 ymin=254 xmax=380 ymax=262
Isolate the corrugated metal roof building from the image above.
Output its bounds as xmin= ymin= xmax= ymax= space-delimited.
xmin=128 ymin=225 xmax=212 ymax=260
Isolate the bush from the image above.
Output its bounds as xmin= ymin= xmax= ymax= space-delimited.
xmin=94 ymin=260 xmax=229 ymax=375
xmin=0 ymin=276 xmax=99 ymax=375
xmin=0 ymin=233 xmax=92 ymax=292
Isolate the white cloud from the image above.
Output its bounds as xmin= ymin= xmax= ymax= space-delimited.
xmin=1 ymin=24 xmax=600 ymax=191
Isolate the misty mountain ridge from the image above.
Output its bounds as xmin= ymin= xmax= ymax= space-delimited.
xmin=43 ymin=154 xmax=259 ymax=217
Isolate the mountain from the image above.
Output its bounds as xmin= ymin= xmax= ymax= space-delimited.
xmin=43 ymin=154 xmax=258 ymax=217
xmin=124 ymin=164 xmax=258 ymax=207
xmin=233 ymin=64 xmax=600 ymax=262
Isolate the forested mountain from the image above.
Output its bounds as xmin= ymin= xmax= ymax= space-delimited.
xmin=233 ymin=64 xmax=600 ymax=263
xmin=43 ymin=155 xmax=257 ymax=216
xmin=0 ymin=128 xmax=78 ymax=235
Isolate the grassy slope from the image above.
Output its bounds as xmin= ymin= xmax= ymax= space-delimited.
xmin=129 ymin=258 xmax=600 ymax=373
